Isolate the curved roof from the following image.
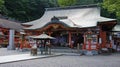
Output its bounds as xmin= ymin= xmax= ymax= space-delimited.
xmin=31 ymin=33 xmax=55 ymax=39
xmin=23 ymin=5 xmax=116 ymax=30
xmin=112 ymin=25 xmax=120 ymax=32
xmin=0 ymin=18 xmax=23 ymax=31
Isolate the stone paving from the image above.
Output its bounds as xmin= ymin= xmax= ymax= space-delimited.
xmin=0 ymin=48 xmax=120 ymax=67
xmin=0 ymin=48 xmax=29 ymax=56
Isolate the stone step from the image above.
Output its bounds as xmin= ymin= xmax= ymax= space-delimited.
xmin=51 ymin=49 xmax=79 ymax=53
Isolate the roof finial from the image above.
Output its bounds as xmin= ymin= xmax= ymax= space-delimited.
xmin=51 ymin=16 xmax=59 ymax=22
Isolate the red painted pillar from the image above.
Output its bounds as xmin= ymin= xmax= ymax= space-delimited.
xmin=88 ymin=39 xmax=91 ymax=51
xmin=20 ymin=39 xmax=23 ymax=49
xmin=100 ymin=30 xmax=107 ymax=48
xmin=83 ymin=34 xmax=86 ymax=50
xmin=68 ymin=32 xmax=72 ymax=48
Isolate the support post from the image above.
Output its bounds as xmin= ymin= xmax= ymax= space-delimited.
xmin=109 ymin=35 xmax=112 ymax=48
xmin=68 ymin=32 xmax=72 ymax=48
xmin=83 ymin=34 xmax=86 ymax=50
xmin=7 ymin=29 xmax=15 ymax=50
xmin=88 ymin=39 xmax=91 ymax=51
xmin=99 ymin=30 xmax=107 ymax=48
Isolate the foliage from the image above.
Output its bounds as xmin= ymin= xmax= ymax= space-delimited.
xmin=57 ymin=0 xmax=77 ymax=7
xmin=76 ymin=0 xmax=97 ymax=5
xmin=3 ymin=0 xmax=53 ymax=22
xmin=0 ymin=0 xmax=4 ymax=7
xmin=101 ymin=8 xmax=116 ymax=19
xmin=1 ymin=0 xmax=116 ymax=23
xmin=0 ymin=0 xmax=4 ymax=12
xmin=49 ymin=0 xmax=59 ymax=7
xmin=57 ymin=0 xmax=103 ymax=7
xmin=103 ymin=0 xmax=120 ymax=20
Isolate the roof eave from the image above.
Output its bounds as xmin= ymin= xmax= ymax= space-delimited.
xmin=97 ymin=19 xmax=117 ymax=25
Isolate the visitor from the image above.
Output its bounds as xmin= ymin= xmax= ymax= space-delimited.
xmin=31 ymin=40 xmax=37 ymax=56
xmin=39 ymin=40 xmax=45 ymax=54
xmin=17 ymin=41 xmax=20 ymax=50
xmin=46 ymin=41 xmax=51 ymax=54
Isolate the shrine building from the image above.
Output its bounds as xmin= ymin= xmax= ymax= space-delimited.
xmin=22 ymin=4 xmax=117 ymax=51
xmin=0 ymin=16 xmax=23 ymax=49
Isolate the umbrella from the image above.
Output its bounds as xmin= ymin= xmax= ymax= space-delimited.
xmin=32 ymin=33 xmax=55 ymax=40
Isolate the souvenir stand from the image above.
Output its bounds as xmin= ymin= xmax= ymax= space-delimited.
xmin=82 ymin=30 xmax=99 ymax=55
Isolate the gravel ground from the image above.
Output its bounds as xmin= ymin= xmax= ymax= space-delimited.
xmin=0 ymin=48 xmax=120 ymax=67
xmin=0 ymin=53 xmax=120 ymax=67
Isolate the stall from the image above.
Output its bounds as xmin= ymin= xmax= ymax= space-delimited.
xmin=31 ymin=33 xmax=55 ymax=55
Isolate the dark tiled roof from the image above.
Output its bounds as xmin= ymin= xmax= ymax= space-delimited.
xmin=23 ymin=4 xmax=116 ymax=30
xmin=0 ymin=17 xmax=23 ymax=30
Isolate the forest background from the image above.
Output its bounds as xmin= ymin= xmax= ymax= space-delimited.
xmin=0 ymin=0 xmax=119 ymax=24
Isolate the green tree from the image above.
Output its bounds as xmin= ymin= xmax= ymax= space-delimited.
xmin=57 ymin=0 xmax=103 ymax=7
xmin=4 ymin=0 xmax=44 ymax=22
xmin=57 ymin=0 xmax=77 ymax=7
xmin=76 ymin=0 xmax=95 ymax=5
xmin=3 ymin=0 xmax=53 ymax=22
xmin=103 ymin=0 xmax=120 ymax=20
xmin=0 ymin=0 xmax=4 ymax=12
xmin=0 ymin=0 xmax=4 ymax=8
xmin=49 ymin=0 xmax=59 ymax=7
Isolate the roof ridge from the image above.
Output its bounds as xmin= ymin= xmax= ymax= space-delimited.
xmin=46 ymin=4 xmax=99 ymax=11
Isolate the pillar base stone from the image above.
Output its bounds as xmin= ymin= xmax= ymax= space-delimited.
xmin=7 ymin=45 xmax=15 ymax=50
